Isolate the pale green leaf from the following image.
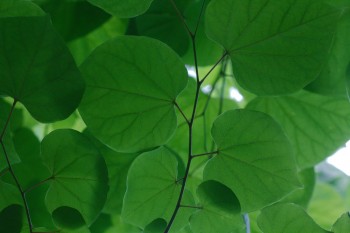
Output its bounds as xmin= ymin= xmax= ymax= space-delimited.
xmin=79 ymin=36 xmax=188 ymax=153
xmin=41 ymin=129 xmax=108 ymax=226
xmin=205 ymin=109 xmax=300 ymax=212
xmin=247 ymin=91 xmax=350 ymax=169
xmin=206 ymin=0 xmax=341 ymax=95
xmin=258 ymin=203 xmax=330 ymax=233
xmin=332 ymin=212 xmax=350 ymax=233
xmin=0 ymin=16 xmax=85 ymax=122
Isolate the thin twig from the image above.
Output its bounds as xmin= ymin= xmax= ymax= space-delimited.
xmin=0 ymin=99 xmax=17 ymax=141
xmin=169 ymin=0 xmax=193 ymax=36
xmin=174 ymin=102 xmax=190 ymax=125
xmin=200 ymin=51 xmax=228 ymax=84
xmin=180 ymin=204 xmax=203 ymax=210
xmin=193 ymin=0 xmax=207 ymax=36
xmin=23 ymin=176 xmax=53 ymax=194
xmin=191 ymin=150 xmax=219 ymax=158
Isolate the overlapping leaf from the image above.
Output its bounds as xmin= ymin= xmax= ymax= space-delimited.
xmin=189 ymin=181 xmax=245 ymax=233
xmin=332 ymin=212 xmax=350 ymax=233
xmin=0 ymin=16 xmax=85 ymax=122
xmin=0 ymin=0 xmax=44 ymax=17
xmin=205 ymin=109 xmax=300 ymax=212
xmin=247 ymin=91 xmax=350 ymax=169
xmin=206 ymin=0 xmax=341 ymax=95
xmin=258 ymin=203 xmax=330 ymax=233
xmin=79 ymin=36 xmax=188 ymax=153
xmin=87 ymin=0 xmax=154 ymax=18
xmin=122 ymin=147 xmax=181 ymax=229
xmin=41 ymin=129 xmax=108 ymax=226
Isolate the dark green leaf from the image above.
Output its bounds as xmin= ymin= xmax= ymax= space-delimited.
xmin=206 ymin=0 xmax=340 ymax=95
xmin=258 ymin=203 xmax=330 ymax=233
xmin=36 ymin=0 xmax=111 ymax=42
xmin=0 ymin=204 xmax=24 ymax=233
xmin=0 ymin=0 xmax=45 ymax=17
xmin=132 ymin=0 xmax=190 ymax=56
xmin=247 ymin=91 xmax=350 ymax=169
xmin=205 ymin=109 xmax=300 ymax=212
xmin=0 ymin=16 xmax=85 ymax=122
xmin=189 ymin=181 xmax=245 ymax=233
xmin=41 ymin=129 xmax=108 ymax=226
xmin=86 ymin=0 xmax=154 ymax=18
xmin=79 ymin=36 xmax=188 ymax=153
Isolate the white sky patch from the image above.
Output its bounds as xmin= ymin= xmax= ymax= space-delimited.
xmin=201 ymin=85 xmax=212 ymax=94
xmin=186 ymin=65 xmax=196 ymax=79
xmin=327 ymin=140 xmax=350 ymax=176
xmin=229 ymin=87 xmax=244 ymax=102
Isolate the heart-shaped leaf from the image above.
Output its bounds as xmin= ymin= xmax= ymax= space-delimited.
xmin=205 ymin=109 xmax=300 ymax=212
xmin=79 ymin=36 xmax=188 ymax=153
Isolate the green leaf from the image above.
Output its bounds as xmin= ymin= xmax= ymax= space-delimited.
xmin=0 ymin=100 xmax=21 ymax=172
xmin=84 ymin=130 xmax=139 ymax=214
xmin=86 ymin=0 xmax=154 ymax=18
xmin=247 ymin=91 xmax=350 ymax=169
xmin=308 ymin=182 xmax=348 ymax=230
xmin=36 ymin=0 xmax=111 ymax=42
xmin=280 ymin=168 xmax=315 ymax=208
xmin=0 ymin=16 xmax=85 ymax=122
xmin=0 ymin=180 xmax=21 ymax=211
xmin=306 ymin=9 xmax=350 ymax=96
xmin=0 ymin=0 xmax=45 ymax=17
xmin=41 ymin=129 xmax=109 ymax=226
xmin=79 ymin=36 xmax=188 ymax=153
xmin=332 ymin=212 xmax=350 ymax=233
xmin=132 ymin=0 xmax=190 ymax=56
xmin=12 ymin=127 xmax=50 ymax=190
xmin=205 ymin=109 xmax=300 ymax=212
xmin=68 ymin=16 xmax=128 ymax=65
xmin=205 ymin=0 xmax=341 ymax=95
xmin=122 ymin=147 xmax=180 ymax=229
xmin=189 ymin=181 xmax=245 ymax=233
xmin=258 ymin=203 xmax=330 ymax=233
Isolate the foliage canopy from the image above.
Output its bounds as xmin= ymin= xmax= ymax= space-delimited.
xmin=0 ymin=0 xmax=350 ymax=232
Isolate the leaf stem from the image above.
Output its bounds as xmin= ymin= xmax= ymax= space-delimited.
xmin=0 ymin=99 xmax=33 ymax=232
xmin=200 ymin=51 xmax=228 ymax=84
xmin=23 ymin=176 xmax=53 ymax=194
xmin=169 ymin=0 xmax=193 ymax=37
xmin=180 ymin=204 xmax=203 ymax=210
xmin=174 ymin=102 xmax=190 ymax=125
xmin=0 ymin=99 xmax=17 ymax=141
xmin=193 ymin=0 xmax=207 ymax=37
xmin=191 ymin=150 xmax=218 ymax=158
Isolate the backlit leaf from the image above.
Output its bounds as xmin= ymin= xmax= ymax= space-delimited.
xmin=205 ymin=109 xmax=300 ymax=212
xmin=332 ymin=212 xmax=350 ymax=233
xmin=189 ymin=181 xmax=245 ymax=233
xmin=79 ymin=36 xmax=188 ymax=153
xmin=258 ymin=203 xmax=330 ymax=233
xmin=247 ymin=91 xmax=350 ymax=169
xmin=206 ymin=0 xmax=341 ymax=95
xmin=41 ymin=129 xmax=108 ymax=226
xmin=122 ymin=147 xmax=180 ymax=229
